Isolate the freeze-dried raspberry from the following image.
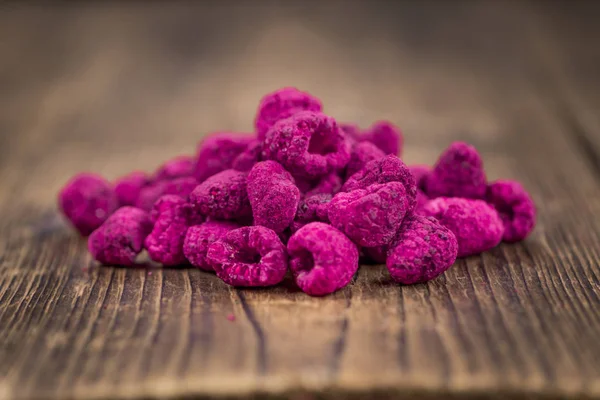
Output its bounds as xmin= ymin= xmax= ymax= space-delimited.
xmin=255 ymin=87 xmax=323 ymax=140
xmin=145 ymin=195 xmax=189 ymax=266
xmin=114 ymin=171 xmax=150 ymax=207
xmin=290 ymin=193 xmax=331 ymax=233
xmin=408 ymin=165 xmax=431 ymax=191
xmin=194 ymin=133 xmax=253 ymax=183
xmin=425 ymin=142 xmax=487 ymax=199
xmin=88 ymin=206 xmax=153 ymax=266
xmin=342 ymin=155 xmax=417 ymax=212
xmin=288 ymin=222 xmax=359 ymax=296
xmin=207 ymin=226 xmax=287 ymax=287
xmin=345 ymin=141 xmax=385 ymax=179
xmin=232 ymin=140 xmax=263 ymax=172
xmin=135 ymin=177 xmax=198 ymax=212
xmin=387 ymin=215 xmax=458 ymax=284
xmin=422 ymin=197 xmax=503 ymax=257
xmin=263 ymin=111 xmax=351 ymax=179
xmin=339 ymin=122 xmax=361 ymax=142
xmin=361 ymin=121 xmax=403 ymax=156
xmin=58 ymin=173 xmax=119 ymax=236
xmin=153 ymin=155 xmax=195 ymax=181
xmin=486 ymin=180 xmax=536 ymax=242
xmin=247 ymin=161 xmax=300 ymax=233
xmin=328 ymin=182 xmax=409 ymax=247
xmin=302 ymin=173 xmax=343 ymax=197
xmin=184 ymin=221 xmax=240 ymax=271
xmin=415 ymin=189 xmax=429 ymax=214
xmin=189 ymin=169 xmax=251 ymax=220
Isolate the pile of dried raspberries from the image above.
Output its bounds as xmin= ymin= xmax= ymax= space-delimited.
xmin=58 ymin=87 xmax=536 ymax=296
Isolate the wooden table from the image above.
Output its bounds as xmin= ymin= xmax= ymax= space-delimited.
xmin=1 ymin=1 xmax=599 ymax=399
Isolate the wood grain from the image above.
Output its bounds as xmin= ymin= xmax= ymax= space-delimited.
xmin=0 ymin=1 xmax=599 ymax=399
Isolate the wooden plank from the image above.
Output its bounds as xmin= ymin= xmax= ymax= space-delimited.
xmin=0 ymin=2 xmax=599 ymax=399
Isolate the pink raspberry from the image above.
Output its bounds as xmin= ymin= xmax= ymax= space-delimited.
xmin=114 ymin=171 xmax=151 ymax=207
xmin=328 ymin=182 xmax=409 ymax=247
xmin=288 ymin=222 xmax=359 ymax=296
xmin=339 ymin=122 xmax=361 ymax=142
xmin=345 ymin=141 xmax=385 ymax=179
xmin=194 ymin=133 xmax=253 ymax=183
xmin=184 ymin=221 xmax=240 ymax=271
xmin=153 ymin=155 xmax=195 ymax=181
xmin=342 ymin=154 xmax=417 ymax=212
xmin=415 ymin=189 xmax=430 ymax=214
xmin=425 ymin=142 xmax=487 ymax=199
xmin=361 ymin=120 xmax=403 ymax=156
xmin=486 ymin=180 xmax=536 ymax=242
xmin=58 ymin=173 xmax=119 ymax=236
xmin=207 ymin=226 xmax=288 ymax=287
xmin=88 ymin=207 xmax=153 ymax=266
xmin=255 ymin=87 xmax=323 ymax=140
xmin=247 ymin=161 xmax=300 ymax=233
xmin=189 ymin=169 xmax=251 ymax=220
xmin=135 ymin=177 xmax=198 ymax=212
xmin=387 ymin=215 xmax=458 ymax=284
xmin=263 ymin=111 xmax=351 ymax=179
xmin=408 ymin=164 xmax=431 ymax=191
xmin=300 ymin=173 xmax=343 ymax=197
xmin=422 ymin=197 xmax=503 ymax=257
xmin=290 ymin=193 xmax=331 ymax=233
xmin=232 ymin=140 xmax=263 ymax=172
xmin=145 ymin=195 xmax=189 ymax=266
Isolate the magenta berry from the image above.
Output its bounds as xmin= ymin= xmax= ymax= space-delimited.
xmin=339 ymin=123 xmax=361 ymax=142
xmin=290 ymin=193 xmax=331 ymax=233
xmin=134 ymin=177 xmax=197 ymax=212
xmin=247 ymin=161 xmax=300 ymax=233
xmin=145 ymin=195 xmax=189 ymax=266
xmin=302 ymin=173 xmax=343 ymax=197
xmin=262 ymin=111 xmax=351 ymax=179
xmin=153 ymin=155 xmax=195 ymax=181
xmin=255 ymin=87 xmax=323 ymax=140
xmin=114 ymin=171 xmax=150 ymax=207
xmin=345 ymin=141 xmax=385 ymax=179
xmin=425 ymin=142 xmax=487 ymax=199
xmin=184 ymin=221 xmax=240 ymax=271
xmin=408 ymin=165 xmax=431 ymax=191
xmin=288 ymin=222 xmax=359 ymax=296
xmin=232 ymin=140 xmax=263 ymax=172
xmin=189 ymin=169 xmax=251 ymax=220
xmin=194 ymin=133 xmax=253 ymax=183
xmin=422 ymin=197 xmax=503 ymax=257
xmin=88 ymin=207 xmax=153 ymax=266
xmin=207 ymin=226 xmax=288 ymax=287
xmin=361 ymin=121 xmax=403 ymax=156
xmin=342 ymin=154 xmax=417 ymax=212
xmin=486 ymin=180 xmax=536 ymax=242
xmin=328 ymin=182 xmax=409 ymax=247
xmin=386 ymin=215 xmax=458 ymax=284
xmin=415 ymin=189 xmax=429 ymax=214
xmin=58 ymin=173 xmax=119 ymax=236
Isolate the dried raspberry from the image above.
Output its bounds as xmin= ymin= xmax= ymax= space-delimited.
xmin=194 ymin=133 xmax=253 ymax=183
xmin=415 ymin=189 xmax=429 ymax=214
xmin=189 ymin=169 xmax=251 ymax=220
xmin=88 ymin=207 xmax=153 ymax=266
xmin=425 ymin=142 xmax=487 ymax=199
xmin=422 ymin=197 xmax=503 ymax=257
xmin=342 ymin=155 xmax=417 ymax=212
xmin=328 ymin=182 xmax=409 ymax=247
xmin=408 ymin=165 xmax=431 ymax=191
xmin=263 ymin=111 xmax=350 ymax=179
xmin=153 ymin=155 xmax=195 ymax=181
xmin=255 ymin=87 xmax=323 ymax=140
xmin=288 ymin=222 xmax=359 ymax=296
xmin=290 ymin=193 xmax=331 ymax=233
xmin=232 ymin=140 xmax=263 ymax=172
xmin=387 ymin=215 xmax=458 ymax=284
xmin=345 ymin=141 xmax=385 ymax=179
xmin=114 ymin=171 xmax=150 ymax=207
xmin=184 ymin=221 xmax=240 ymax=271
xmin=207 ymin=226 xmax=287 ymax=287
xmin=486 ymin=180 xmax=536 ymax=242
xmin=302 ymin=173 xmax=343 ymax=197
xmin=145 ymin=195 xmax=189 ymax=266
xmin=58 ymin=173 xmax=119 ymax=236
xmin=135 ymin=177 xmax=198 ymax=212
xmin=361 ymin=121 xmax=403 ymax=156
xmin=247 ymin=161 xmax=300 ymax=233
xmin=339 ymin=123 xmax=361 ymax=142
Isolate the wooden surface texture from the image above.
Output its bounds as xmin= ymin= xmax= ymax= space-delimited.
xmin=0 ymin=1 xmax=599 ymax=399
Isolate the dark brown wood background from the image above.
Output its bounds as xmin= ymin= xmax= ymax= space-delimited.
xmin=0 ymin=1 xmax=599 ymax=399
